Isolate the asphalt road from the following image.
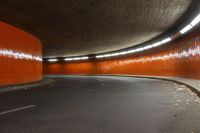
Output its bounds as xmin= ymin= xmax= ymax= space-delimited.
xmin=0 ymin=76 xmax=200 ymax=133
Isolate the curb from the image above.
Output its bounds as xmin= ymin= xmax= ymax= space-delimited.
xmin=0 ymin=78 xmax=55 ymax=93
xmin=100 ymin=74 xmax=200 ymax=98
xmin=45 ymin=74 xmax=200 ymax=98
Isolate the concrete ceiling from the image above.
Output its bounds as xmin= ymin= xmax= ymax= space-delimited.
xmin=0 ymin=0 xmax=197 ymax=58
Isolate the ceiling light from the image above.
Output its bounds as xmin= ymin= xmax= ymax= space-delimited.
xmin=72 ymin=57 xmax=81 ymax=60
xmin=96 ymin=55 xmax=104 ymax=58
xmin=80 ymin=56 xmax=89 ymax=60
xmin=48 ymin=59 xmax=58 ymax=62
xmin=143 ymin=45 xmax=153 ymax=50
xmin=111 ymin=53 xmax=120 ymax=56
xmin=93 ymin=12 xmax=200 ymax=60
xmin=152 ymin=42 xmax=162 ymax=47
xmin=190 ymin=13 xmax=200 ymax=26
xmin=180 ymin=24 xmax=193 ymax=34
xmin=64 ymin=58 xmax=73 ymax=61
xmin=161 ymin=37 xmax=171 ymax=44
xmin=135 ymin=48 xmax=144 ymax=52
xmin=119 ymin=51 xmax=128 ymax=55
xmin=127 ymin=49 xmax=136 ymax=53
xmin=104 ymin=54 xmax=112 ymax=57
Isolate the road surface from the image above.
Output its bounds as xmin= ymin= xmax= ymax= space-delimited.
xmin=0 ymin=76 xmax=200 ymax=133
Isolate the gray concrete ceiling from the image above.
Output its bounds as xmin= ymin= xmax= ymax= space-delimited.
xmin=0 ymin=0 xmax=197 ymax=58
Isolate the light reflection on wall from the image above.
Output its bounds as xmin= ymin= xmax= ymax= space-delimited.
xmin=121 ymin=45 xmax=200 ymax=64
xmin=0 ymin=49 xmax=42 ymax=61
xmin=0 ymin=22 xmax=42 ymax=86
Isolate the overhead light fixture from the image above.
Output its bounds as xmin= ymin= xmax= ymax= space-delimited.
xmin=152 ymin=42 xmax=162 ymax=47
xmin=64 ymin=58 xmax=73 ymax=61
xmin=96 ymin=55 xmax=104 ymax=58
xmin=161 ymin=37 xmax=171 ymax=44
xmin=135 ymin=47 xmax=144 ymax=52
xmin=143 ymin=45 xmax=153 ymax=50
xmin=72 ymin=57 xmax=81 ymax=60
xmin=91 ymin=12 xmax=200 ymax=60
xmin=190 ymin=13 xmax=200 ymax=26
xmin=80 ymin=56 xmax=89 ymax=60
xmin=180 ymin=24 xmax=193 ymax=34
xmin=104 ymin=54 xmax=112 ymax=57
xmin=119 ymin=51 xmax=128 ymax=55
xmin=48 ymin=59 xmax=58 ymax=62
xmin=111 ymin=53 xmax=120 ymax=56
xmin=127 ymin=49 xmax=136 ymax=53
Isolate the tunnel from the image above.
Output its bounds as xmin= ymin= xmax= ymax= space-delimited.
xmin=1 ymin=0 xmax=200 ymax=132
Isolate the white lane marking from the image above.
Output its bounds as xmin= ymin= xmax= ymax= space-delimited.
xmin=97 ymin=79 xmax=103 ymax=82
xmin=0 ymin=105 xmax=36 ymax=116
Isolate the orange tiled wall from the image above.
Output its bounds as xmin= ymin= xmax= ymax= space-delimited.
xmin=43 ymin=29 xmax=200 ymax=80
xmin=0 ymin=22 xmax=42 ymax=86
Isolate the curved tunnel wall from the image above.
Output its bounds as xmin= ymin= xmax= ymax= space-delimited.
xmin=0 ymin=22 xmax=42 ymax=86
xmin=43 ymin=28 xmax=200 ymax=80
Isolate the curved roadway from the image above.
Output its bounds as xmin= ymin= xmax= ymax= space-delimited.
xmin=0 ymin=76 xmax=200 ymax=133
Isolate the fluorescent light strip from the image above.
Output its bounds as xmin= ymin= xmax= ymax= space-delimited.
xmin=96 ymin=55 xmax=104 ymax=58
xmin=104 ymin=54 xmax=112 ymax=57
xmin=180 ymin=13 xmax=200 ymax=34
xmin=190 ymin=13 xmax=200 ymax=26
xmin=72 ymin=57 xmax=81 ymax=60
xmin=143 ymin=45 xmax=153 ymax=50
xmin=64 ymin=58 xmax=73 ymax=61
xmin=80 ymin=56 xmax=89 ymax=60
xmin=180 ymin=24 xmax=193 ymax=34
xmin=152 ymin=42 xmax=162 ymax=47
xmin=111 ymin=53 xmax=120 ymax=56
xmin=161 ymin=37 xmax=171 ymax=44
xmin=64 ymin=56 xmax=88 ymax=61
xmin=48 ymin=59 xmax=58 ymax=62
xmin=94 ymin=11 xmax=200 ymax=60
xmin=135 ymin=48 xmax=144 ymax=52
xmin=95 ymin=40 xmax=169 ymax=59
xmin=127 ymin=49 xmax=136 ymax=53
xmin=119 ymin=51 xmax=128 ymax=55
xmin=0 ymin=49 xmax=42 ymax=61
xmin=67 ymin=12 xmax=200 ymax=60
